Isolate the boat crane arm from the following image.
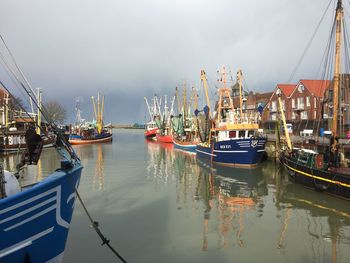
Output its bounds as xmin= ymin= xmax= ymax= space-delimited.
xmin=277 ymin=94 xmax=292 ymax=150
xmin=91 ymin=96 xmax=97 ymax=120
xmin=237 ymin=69 xmax=243 ymax=117
xmin=168 ymin=96 xmax=175 ymax=125
xmin=175 ymin=87 xmax=181 ymax=114
xmin=101 ymin=95 xmax=105 ymax=127
xmin=144 ymin=97 xmax=153 ymax=120
xmin=155 ymin=96 xmax=162 ymax=121
xmin=200 ymin=70 xmax=211 ymax=117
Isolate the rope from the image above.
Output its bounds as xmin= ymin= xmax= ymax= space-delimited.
xmin=75 ymin=188 xmax=127 ymax=263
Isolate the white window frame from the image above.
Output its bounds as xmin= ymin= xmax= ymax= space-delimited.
xmin=306 ymin=96 xmax=310 ymax=107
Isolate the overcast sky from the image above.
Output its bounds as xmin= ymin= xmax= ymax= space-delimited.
xmin=0 ymin=0 xmax=342 ymax=123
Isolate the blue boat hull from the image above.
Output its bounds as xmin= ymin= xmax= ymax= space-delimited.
xmin=173 ymin=140 xmax=197 ymax=153
xmin=0 ymin=162 xmax=83 ymax=263
xmin=196 ymin=137 xmax=267 ymax=168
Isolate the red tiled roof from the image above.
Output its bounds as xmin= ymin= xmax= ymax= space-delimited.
xmin=0 ymin=87 xmax=9 ymax=98
xmin=276 ymin=84 xmax=295 ymax=97
xmin=299 ymin=79 xmax=330 ymax=98
xmin=256 ymin=92 xmax=273 ymax=100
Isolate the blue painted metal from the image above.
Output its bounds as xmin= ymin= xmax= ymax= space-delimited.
xmin=173 ymin=140 xmax=197 ymax=153
xmin=196 ymin=137 xmax=267 ymax=167
xmin=0 ymin=161 xmax=83 ymax=263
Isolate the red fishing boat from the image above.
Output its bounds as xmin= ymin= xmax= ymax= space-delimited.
xmin=144 ymin=96 xmax=159 ymax=139
xmin=156 ymin=134 xmax=173 ymax=143
xmin=144 ymin=125 xmax=158 ymax=139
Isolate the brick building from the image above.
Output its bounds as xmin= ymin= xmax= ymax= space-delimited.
xmin=263 ymin=80 xmax=330 ymax=133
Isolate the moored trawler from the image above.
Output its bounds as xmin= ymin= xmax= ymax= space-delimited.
xmin=144 ymin=96 xmax=159 ymax=139
xmin=172 ymin=86 xmax=199 ymax=152
xmin=68 ymin=93 xmax=113 ymax=145
xmin=154 ymin=94 xmax=175 ymax=143
xmin=279 ymin=0 xmax=350 ymax=200
xmin=196 ymin=68 xmax=267 ymax=168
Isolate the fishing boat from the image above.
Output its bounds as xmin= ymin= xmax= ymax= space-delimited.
xmin=0 ymin=89 xmax=55 ymax=153
xmin=144 ymin=96 xmax=159 ymax=139
xmin=196 ymin=68 xmax=267 ymax=168
xmin=154 ymin=95 xmax=175 ymax=143
xmin=279 ymin=0 xmax=350 ymax=200
xmin=172 ymin=86 xmax=199 ymax=153
xmin=0 ymin=35 xmax=83 ymax=262
xmin=68 ymin=93 xmax=113 ymax=145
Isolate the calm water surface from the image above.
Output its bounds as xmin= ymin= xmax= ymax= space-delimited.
xmin=3 ymin=129 xmax=350 ymax=262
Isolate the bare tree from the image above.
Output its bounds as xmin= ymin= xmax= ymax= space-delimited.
xmin=44 ymin=100 xmax=67 ymax=124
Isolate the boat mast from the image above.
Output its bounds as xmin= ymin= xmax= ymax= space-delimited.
xmin=217 ymin=67 xmax=234 ymax=124
xmin=144 ymin=97 xmax=153 ymax=121
xmin=175 ymin=87 xmax=181 ymax=114
xmin=183 ymin=84 xmax=187 ymax=119
xmin=237 ymin=69 xmax=243 ymax=117
xmin=200 ymin=70 xmax=211 ymax=116
xmin=333 ymin=0 xmax=343 ymax=136
xmin=192 ymin=87 xmax=198 ymax=113
xmin=278 ymin=93 xmax=292 ymax=150
xmin=36 ymin=88 xmax=42 ymax=134
xmin=4 ymin=93 xmax=9 ymax=129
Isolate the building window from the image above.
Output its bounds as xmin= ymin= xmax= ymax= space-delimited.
xmin=271 ymin=101 xmax=277 ymax=112
xmin=271 ymin=113 xmax=276 ymax=121
xmin=282 ymin=100 xmax=286 ymax=110
xmin=301 ymin=111 xmax=308 ymax=120
xmin=297 ymin=97 xmax=304 ymax=109
xmin=314 ymin=97 xmax=317 ymax=108
xmin=306 ymin=96 xmax=310 ymax=107
xmin=298 ymin=84 xmax=304 ymax=93
xmin=292 ymin=112 xmax=296 ymax=120
xmin=314 ymin=110 xmax=317 ymax=119
xmin=292 ymin=99 xmax=295 ymax=109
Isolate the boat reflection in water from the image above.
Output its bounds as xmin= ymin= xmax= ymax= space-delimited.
xmin=146 ymin=139 xmax=175 ymax=186
xmin=73 ymin=144 xmax=106 ymax=191
xmin=196 ymin=159 xmax=268 ymax=250
xmin=145 ymin=141 xmax=350 ymax=261
xmin=275 ymin=176 xmax=350 ymax=263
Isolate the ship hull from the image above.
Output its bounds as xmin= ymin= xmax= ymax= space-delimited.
xmin=172 ymin=138 xmax=197 ymax=153
xmin=156 ymin=134 xmax=173 ymax=143
xmin=196 ymin=137 xmax=267 ymax=168
xmin=144 ymin=127 xmax=158 ymax=139
xmin=280 ymin=152 xmax=350 ymax=200
xmin=0 ymin=162 xmax=83 ymax=263
xmin=68 ymin=133 xmax=113 ymax=145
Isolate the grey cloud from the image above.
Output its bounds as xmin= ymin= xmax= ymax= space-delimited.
xmin=0 ymin=0 xmax=336 ymax=122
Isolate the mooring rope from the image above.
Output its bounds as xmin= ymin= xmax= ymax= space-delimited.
xmin=75 ymin=188 xmax=127 ymax=263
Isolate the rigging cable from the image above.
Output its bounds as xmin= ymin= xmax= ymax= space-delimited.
xmin=75 ymin=189 xmax=128 ymax=263
xmin=287 ymin=0 xmax=334 ymax=83
xmin=0 ymin=35 xmax=78 ymax=160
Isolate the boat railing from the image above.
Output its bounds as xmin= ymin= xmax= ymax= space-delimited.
xmin=223 ymin=111 xmax=260 ymax=125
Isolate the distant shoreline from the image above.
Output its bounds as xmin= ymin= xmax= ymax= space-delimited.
xmin=112 ymin=125 xmax=144 ymax=129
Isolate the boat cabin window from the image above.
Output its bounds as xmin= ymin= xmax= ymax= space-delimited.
xmin=229 ymin=131 xmax=236 ymax=138
xmin=239 ymin=130 xmax=245 ymax=138
xmin=247 ymin=130 xmax=255 ymax=138
xmin=298 ymin=152 xmax=309 ymax=164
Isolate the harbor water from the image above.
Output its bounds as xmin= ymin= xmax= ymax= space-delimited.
xmin=2 ymin=129 xmax=350 ymax=262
